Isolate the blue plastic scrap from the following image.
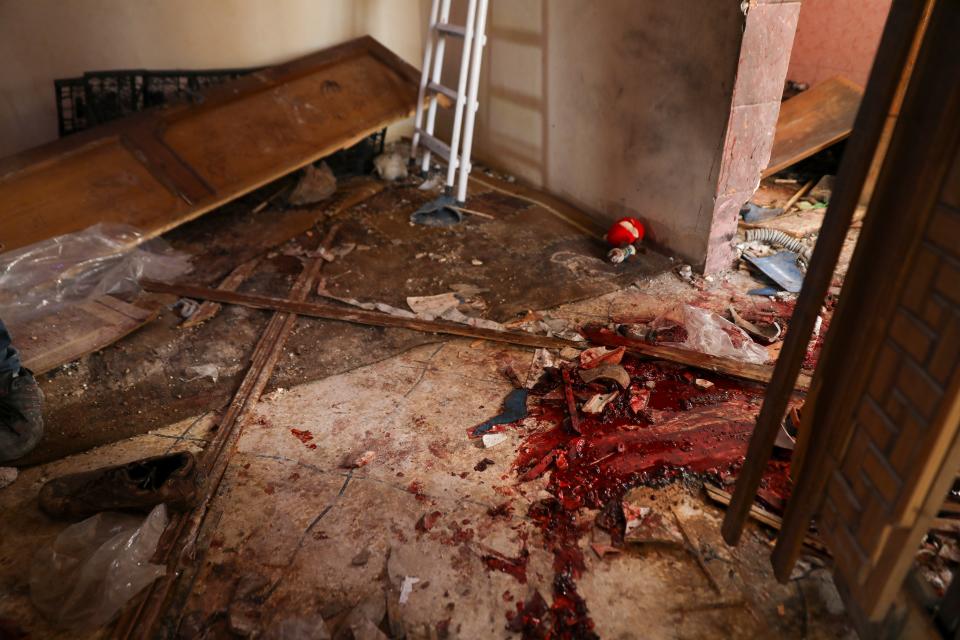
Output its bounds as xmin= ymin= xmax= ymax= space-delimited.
xmin=471 ymin=388 xmax=528 ymax=437
xmin=743 ymin=251 xmax=805 ymax=293
xmin=740 ymin=203 xmax=784 ymax=223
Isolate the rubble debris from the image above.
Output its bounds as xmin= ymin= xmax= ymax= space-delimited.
xmin=418 ymin=174 xmax=444 ymax=191
xmin=562 ymin=368 xmax=582 ymax=434
xmin=743 ymin=251 xmax=806 ymax=293
xmin=579 ymin=345 xmax=625 ymax=369
xmin=474 ymin=458 xmax=495 ymax=471
xmin=629 ymin=387 xmax=650 ymax=414
xmin=373 ymin=151 xmax=408 ymax=181
xmin=728 ymin=306 xmax=782 ymax=344
xmin=38 ymin=452 xmax=198 ymax=519
xmin=351 ymin=549 xmax=371 ymax=566
xmin=471 ymin=389 xmax=528 ymax=437
xmin=287 ymin=162 xmax=337 ymax=206
xmin=482 ymin=433 xmax=509 ymax=448
xmin=482 ymin=548 xmax=529 ymax=583
xmin=582 ymin=391 xmax=619 ymax=414
xmin=676 ymin=264 xmax=694 ymax=282
xmin=406 ymin=292 xmax=461 ymax=318
xmin=693 ymin=378 xmax=714 ymax=390
xmin=30 ymin=504 xmax=167 ymax=629
xmin=622 ymin=489 xmax=683 ymax=546
xmin=416 ymin=511 xmax=442 ymax=532
xmin=398 ymin=576 xmax=420 ymax=604
xmin=524 ymin=348 xmax=556 ymax=389
xmin=578 ymin=364 xmax=630 ymax=388
xmin=340 ymin=450 xmax=376 ymax=469
xmin=184 ymin=364 xmax=220 ymax=383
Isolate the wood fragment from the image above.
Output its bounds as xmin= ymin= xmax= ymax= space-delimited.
xmin=579 ymin=325 xmax=811 ymax=391
xmin=180 ymin=257 xmax=262 ymax=329
xmin=13 ymin=295 xmax=161 ymax=375
xmin=704 ymin=483 xmax=828 ymax=554
xmin=671 ymin=508 xmax=722 ymax=594
xmin=762 ymin=76 xmax=863 ymax=178
xmin=781 ymin=180 xmax=815 ymax=214
xmin=562 ymin=368 xmax=582 ymax=434
xmin=141 ymin=280 xmax=579 ymax=351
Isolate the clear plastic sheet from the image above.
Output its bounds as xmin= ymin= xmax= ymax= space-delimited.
xmin=29 ymin=504 xmax=167 ymax=630
xmin=0 ymin=223 xmax=190 ymax=323
xmin=651 ymin=304 xmax=769 ymax=364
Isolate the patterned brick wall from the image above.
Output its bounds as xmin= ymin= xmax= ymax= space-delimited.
xmin=818 ymin=152 xmax=960 ymax=620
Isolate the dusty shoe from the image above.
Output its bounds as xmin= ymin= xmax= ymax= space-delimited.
xmin=39 ymin=451 xmax=198 ymax=519
xmin=0 ymin=368 xmax=44 ymax=463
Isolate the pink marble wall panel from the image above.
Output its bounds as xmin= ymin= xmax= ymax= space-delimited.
xmin=787 ymin=0 xmax=892 ymax=88
xmin=705 ymin=0 xmax=801 ymax=274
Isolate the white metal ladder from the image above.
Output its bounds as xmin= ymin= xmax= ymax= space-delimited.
xmin=409 ymin=0 xmax=489 ymax=204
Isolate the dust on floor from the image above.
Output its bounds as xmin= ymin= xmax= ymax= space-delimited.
xmin=0 ymin=279 xmax=853 ymax=639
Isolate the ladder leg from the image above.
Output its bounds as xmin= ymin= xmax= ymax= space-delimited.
xmin=456 ymin=0 xmax=488 ymax=203
xmin=444 ymin=0 xmax=478 ymax=194
xmin=410 ymin=0 xmax=442 ymax=165
xmin=422 ymin=0 xmax=453 ymax=174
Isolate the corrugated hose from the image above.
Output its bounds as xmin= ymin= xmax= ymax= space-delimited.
xmin=745 ymin=228 xmax=812 ymax=261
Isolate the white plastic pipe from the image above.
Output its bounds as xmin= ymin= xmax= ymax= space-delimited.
xmin=456 ymin=0 xmax=488 ymax=203
xmin=410 ymin=0 xmax=441 ymax=164
xmin=442 ymin=0 xmax=478 ymax=191
xmin=421 ymin=0 xmax=453 ymax=174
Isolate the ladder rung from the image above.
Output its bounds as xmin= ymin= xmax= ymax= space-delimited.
xmin=427 ymin=81 xmax=458 ymax=102
xmin=416 ymin=129 xmax=453 ymax=164
xmin=435 ymin=22 xmax=466 ymax=37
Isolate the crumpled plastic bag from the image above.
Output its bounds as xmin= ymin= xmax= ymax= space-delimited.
xmin=30 ymin=504 xmax=168 ymax=630
xmin=0 ymin=223 xmax=191 ymax=323
xmin=650 ymin=304 xmax=769 ymax=364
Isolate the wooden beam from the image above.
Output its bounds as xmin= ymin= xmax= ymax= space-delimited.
xmin=141 ymin=279 xmax=579 ymax=350
xmin=116 ymin=233 xmax=336 ymax=639
xmin=579 ymin=325 xmax=810 ymax=391
xmin=721 ymin=0 xmax=933 ymax=548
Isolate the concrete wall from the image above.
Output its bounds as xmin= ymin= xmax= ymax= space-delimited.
xmin=456 ymin=0 xmax=746 ymax=266
xmin=0 ymin=0 xmax=425 ymax=158
xmin=787 ymin=0 xmax=892 ymax=88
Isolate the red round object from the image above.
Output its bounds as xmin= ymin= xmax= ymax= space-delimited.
xmin=606 ymin=217 xmax=645 ymax=247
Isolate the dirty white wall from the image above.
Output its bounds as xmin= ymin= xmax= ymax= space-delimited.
xmin=442 ymin=0 xmax=746 ymax=265
xmin=1 ymin=0 xmax=747 ymax=266
xmin=0 ymin=0 xmax=425 ymax=158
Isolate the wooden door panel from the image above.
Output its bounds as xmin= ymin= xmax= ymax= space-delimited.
xmin=0 ymin=37 xmax=420 ymax=254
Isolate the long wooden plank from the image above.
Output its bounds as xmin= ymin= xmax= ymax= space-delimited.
xmin=761 ymin=76 xmax=863 ymax=178
xmin=579 ymin=325 xmax=811 ymax=391
xmin=11 ymin=295 xmax=160 ymax=374
xmin=0 ymin=36 xmax=421 ymax=254
xmin=141 ymin=280 xmax=579 ymax=351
